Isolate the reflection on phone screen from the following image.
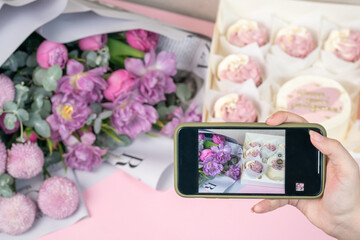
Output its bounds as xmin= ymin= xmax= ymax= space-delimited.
xmin=198 ymin=129 xmax=286 ymax=194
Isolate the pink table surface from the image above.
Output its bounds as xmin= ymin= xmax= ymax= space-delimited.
xmin=38 ymin=2 xmax=341 ymax=239
xmin=39 ymin=170 xmax=332 ymax=240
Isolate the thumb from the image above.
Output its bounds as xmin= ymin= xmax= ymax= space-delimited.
xmin=309 ymin=130 xmax=357 ymax=170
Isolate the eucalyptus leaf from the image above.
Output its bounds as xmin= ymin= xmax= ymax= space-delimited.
xmin=90 ymin=103 xmax=102 ymax=115
xmin=3 ymin=55 xmax=18 ymax=72
xmin=0 ymin=174 xmax=14 ymax=186
xmin=23 ymin=113 xmax=41 ymax=127
xmin=4 ymin=113 xmax=17 ymax=130
xmin=33 ymin=93 xmax=44 ymax=109
xmin=26 ymin=53 xmax=38 ymax=68
xmin=0 ymin=108 xmax=3 ymax=115
xmin=33 ymin=67 xmax=47 ymax=86
xmin=175 ymin=83 xmax=191 ymax=102
xmin=15 ymin=84 xmax=29 ymax=104
xmin=86 ymin=113 xmax=97 ymax=125
xmin=3 ymin=102 xmax=17 ymax=112
xmin=68 ymin=49 xmax=79 ymax=59
xmin=17 ymin=109 xmax=29 ymax=121
xmin=0 ymin=185 xmax=13 ymax=198
xmin=43 ymin=66 xmax=62 ymax=91
xmin=13 ymin=74 xmax=29 ymax=85
xmin=14 ymin=51 xmax=28 ymax=68
xmin=33 ymin=119 xmax=50 ymax=138
xmin=94 ymin=118 xmax=102 ymax=134
xmin=82 ymin=50 xmax=97 ymax=68
xmin=98 ymin=110 xmax=113 ymax=120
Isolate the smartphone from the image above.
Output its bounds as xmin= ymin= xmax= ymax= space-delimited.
xmin=174 ymin=122 xmax=326 ymax=199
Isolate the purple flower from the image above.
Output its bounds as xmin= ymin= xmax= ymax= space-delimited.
xmin=202 ymin=157 xmax=223 ymax=177
xmin=225 ymin=165 xmax=241 ymax=180
xmin=199 ymin=149 xmax=215 ymax=162
xmin=63 ymin=132 xmax=107 ymax=171
xmin=212 ymin=134 xmax=225 ymax=145
xmin=103 ymin=94 xmax=158 ymax=139
xmin=47 ymin=94 xmax=92 ymax=141
xmin=125 ymin=50 xmax=177 ymax=104
xmin=56 ymin=59 xmax=108 ymax=104
xmin=198 ymin=133 xmax=206 ymax=142
xmin=211 ymin=144 xmax=231 ymax=164
xmin=161 ymin=103 xmax=202 ymax=137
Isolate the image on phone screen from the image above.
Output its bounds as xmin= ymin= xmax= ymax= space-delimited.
xmin=198 ymin=129 xmax=286 ymax=194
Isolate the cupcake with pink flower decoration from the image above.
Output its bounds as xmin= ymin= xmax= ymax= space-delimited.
xmin=247 ymin=140 xmax=263 ymax=150
xmin=275 ymin=26 xmax=315 ymax=58
xmin=244 ymin=160 xmax=265 ymax=178
xmin=0 ymin=193 xmax=36 ymax=235
xmin=226 ymin=19 xmax=268 ymax=48
xmin=0 ymin=140 xmax=6 ymax=175
xmin=213 ymin=93 xmax=257 ymax=122
xmin=245 ymin=148 xmax=262 ymax=161
xmin=324 ymin=29 xmax=360 ymax=62
xmin=37 ymin=176 xmax=79 ymax=219
xmin=261 ymin=142 xmax=278 ymax=161
xmin=217 ymin=54 xmax=262 ymax=87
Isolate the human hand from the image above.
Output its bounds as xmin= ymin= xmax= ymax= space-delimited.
xmin=252 ymin=111 xmax=360 ymax=240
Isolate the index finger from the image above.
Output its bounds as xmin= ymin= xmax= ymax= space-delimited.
xmin=266 ymin=111 xmax=308 ymax=126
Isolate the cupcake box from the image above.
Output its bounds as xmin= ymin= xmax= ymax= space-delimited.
xmin=241 ymin=132 xmax=285 ymax=189
xmin=203 ymin=0 xmax=360 ymax=153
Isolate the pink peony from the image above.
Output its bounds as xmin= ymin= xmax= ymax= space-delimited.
xmin=0 ymin=140 xmax=6 ymax=175
xmin=199 ymin=149 xmax=215 ymax=161
xmin=7 ymin=142 xmax=44 ymax=179
xmin=103 ymin=70 xmax=136 ymax=101
xmin=126 ymin=29 xmax=159 ymax=52
xmin=78 ymin=34 xmax=107 ymax=52
xmin=37 ymin=176 xmax=79 ymax=219
xmin=0 ymin=194 xmax=36 ymax=235
xmin=36 ymin=40 xmax=68 ymax=69
xmin=0 ymin=74 xmax=15 ymax=109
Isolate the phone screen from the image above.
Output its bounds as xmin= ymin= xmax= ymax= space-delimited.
xmin=198 ymin=129 xmax=286 ymax=194
xmin=176 ymin=124 xmax=324 ymax=197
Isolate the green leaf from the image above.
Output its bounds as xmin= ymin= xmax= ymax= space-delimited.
xmin=3 ymin=102 xmax=17 ymax=112
xmin=13 ymin=74 xmax=29 ymax=85
xmin=108 ymin=38 xmax=145 ymax=67
xmin=15 ymin=84 xmax=29 ymax=104
xmin=94 ymin=118 xmax=102 ymax=134
xmin=204 ymin=140 xmax=218 ymax=149
xmin=34 ymin=119 xmax=50 ymax=138
xmin=43 ymin=65 xmax=62 ymax=91
xmin=33 ymin=93 xmax=44 ymax=109
xmin=68 ymin=50 xmax=79 ymax=59
xmin=0 ymin=174 xmax=14 ymax=186
xmin=33 ymin=67 xmax=47 ymax=86
xmin=0 ymin=185 xmax=13 ymax=198
xmin=86 ymin=113 xmax=97 ymax=125
xmin=26 ymin=53 xmax=38 ymax=68
xmin=13 ymin=51 xmax=28 ymax=68
xmin=0 ymin=108 xmax=3 ymax=115
xmin=4 ymin=55 xmax=18 ymax=72
xmin=175 ymin=83 xmax=191 ymax=102
xmin=82 ymin=50 xmax=97 ymax=68
xmin=98 ymin=110 xmax=113 ymax=119
xmin=3 ymin=113 xmax=17 ymax=130
xmin=24 ymin=113 xmax=40 ymax=127
xmin=17 ymin=109 xmax=29 ymax=122
xmin=90 ymin=103 xmax=102 ymax=115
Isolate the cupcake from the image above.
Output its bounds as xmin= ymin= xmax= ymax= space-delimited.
xmin=266 ymin=156 xmax=285 ymax=181
xmin=247 ymin=140 xmax=262 ymax=149
xmin=244 ymin=160 xmax=264 ymax=178
xmin=217 ymin=54 xmax=262 ymax=86
xmin=276 ymin=143 xmax=285 ymax=158
xmin=214 ymin=94 xmax=257 ymax=122
xmin=261 ymin=142 xmax=278 ymax=161
xmin=275 ymin=26 xmax=315 ymax=58
xmin=226 ymin=19 xmax=268 ymax=47
xmin=245 ymin=148 xmax=262 ymax=161
xmin=324 ymin=29 xmax=360 ymax=62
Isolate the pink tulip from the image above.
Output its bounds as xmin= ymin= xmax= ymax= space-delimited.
xmin=104 ymin=70 xmax=136 ymax=101
xmin=36 ymin=40 xmax=68 ymax=69
xmin=78 ymin=34 xmax=107 ymax=52
xmin=126 ymin=29 xmax=159 ymax=52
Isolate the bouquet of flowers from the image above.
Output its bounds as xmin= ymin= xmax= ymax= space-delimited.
xmin=198 ymin=132 xmax=242 ymax=182
xmin=0 ymin=29 xmax=201 ymax=235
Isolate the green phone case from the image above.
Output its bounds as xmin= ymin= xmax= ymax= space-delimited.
xmin=174 ymin=122 xmax=326 ymax=199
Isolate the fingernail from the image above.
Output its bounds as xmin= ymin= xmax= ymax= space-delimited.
xmin=309 ymin=130 xmax=324 ymax=142
xmin=251 ymin=206 xmax=255 ymax=213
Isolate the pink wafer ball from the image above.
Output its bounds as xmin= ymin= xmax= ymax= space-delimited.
xmin=0 ymin=194 xmax=36 ymax=235
xmin=0 ymin=140 xmax=6 ymax=175
xmin=37 ymin=176 xmax=79 ymax=219
xmin=0 ymin=74 xmax=15 ymax=109
xmin=7 ymin=142 xmax=44 ymax=179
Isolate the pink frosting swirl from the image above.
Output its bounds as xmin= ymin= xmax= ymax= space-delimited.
xmin=332 ymin=30 xmax=360 ymax=62
xmin=228 ymin=23 xmax=267 ymax=47
xmin=219 ymin=57 xmax=262 ymax=86
xmin=276 ymin=30 xmax=315 ymax=58
xmin=249 ymin=161 xmax=263 ymax=173
xmin=220 ymin=95 xmax=257 ymax=122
